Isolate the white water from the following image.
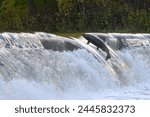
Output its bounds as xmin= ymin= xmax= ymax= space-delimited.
xmin=0 ymin=32 xmax=150 ymax=99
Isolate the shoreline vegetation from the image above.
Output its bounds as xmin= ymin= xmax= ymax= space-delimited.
xmin=0 ymin=0 xmax=149 ymax=33
xmin=54 ymin=32 xmax=84 ymax=38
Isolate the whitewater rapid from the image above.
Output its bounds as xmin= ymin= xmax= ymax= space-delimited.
xmin=0 ymin=32 xmax=150 ymax=99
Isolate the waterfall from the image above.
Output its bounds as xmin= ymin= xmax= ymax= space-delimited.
xmin=0 ymin=32 xmax=150 ymax=99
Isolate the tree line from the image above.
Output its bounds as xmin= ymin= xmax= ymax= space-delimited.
xmin=0 ymin=0 xmax=149 ymax=32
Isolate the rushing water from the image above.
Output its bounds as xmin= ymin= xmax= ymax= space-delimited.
xmin=0 ymin=32 xmax=150 ymax=99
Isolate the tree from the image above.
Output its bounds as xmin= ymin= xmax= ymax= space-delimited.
xmin=0 ymin=0 xmax=28 ymax=30
xmin=0 ymin=0 xmax=149 ymax=32
xmin=28 ymin=0 xmax=34 ymax=16
xmin=33 ymin=0 xmax=59 ymax=31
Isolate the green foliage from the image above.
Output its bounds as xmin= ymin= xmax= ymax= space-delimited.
xmin=0 ymin=0 xmax=28 ymax=30
xmin=0 ymin=0 xmax=149 ymax=32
